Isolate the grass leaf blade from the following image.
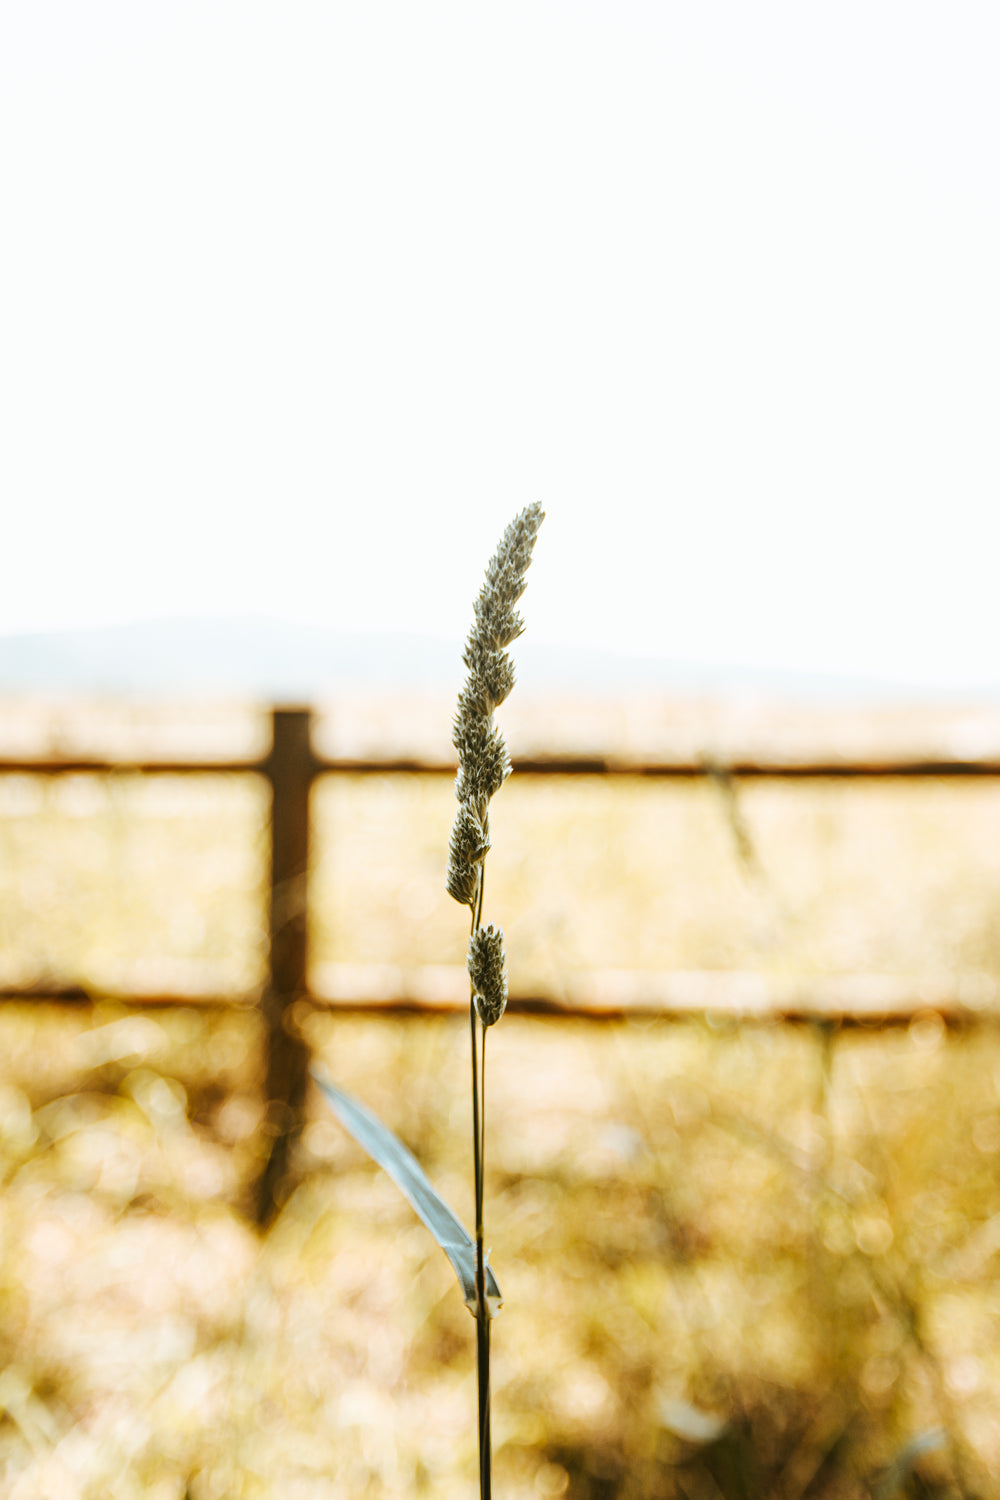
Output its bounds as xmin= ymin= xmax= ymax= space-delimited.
xmin=312 ymin=1068 xmax=502 ymax=1314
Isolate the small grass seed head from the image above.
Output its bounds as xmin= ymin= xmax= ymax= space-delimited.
xmin=446 ymin=803 xmax=490 ymax=908
xmin=481 ymin=503 xmax=545 ymax=608
xmin=467 ymin=595 xmax=526 ymax=658
xmin=468 ymin=922 xmax=508 ymax=1028
xmin=452 ymin=715 xmax=511 ymax=805
xmin=457 ymin=649 xmax=517 ymax=715
xmin=463 ymin=503 xmax=545 ymax=663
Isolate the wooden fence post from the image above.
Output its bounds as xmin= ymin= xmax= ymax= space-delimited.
xmin=255 ymin=707 xmax=315 ymax=1227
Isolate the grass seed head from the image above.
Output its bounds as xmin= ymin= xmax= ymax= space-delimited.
xmin=446 ymin=504 xmax=544 ymax=913
xmin=452 ymin=717 xmax=511 ymax=807
xmin=462 ymin=504 xmax=545 ymax=676
xmin=446 ymin=804 xmax=490 ymax=909
xmin=468 ymin=923 xmax=508 ymax=1028
xmin=481 ymin=503 xmax=545 ymax=606
xmin=457 ymin=650 xmax=517 ymax=716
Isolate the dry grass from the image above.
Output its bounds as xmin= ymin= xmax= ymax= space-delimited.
xmin=3 ymin=694 xmax=1000 ymax=1495
xmin=311 ymin=772 xmax=1000 ymax=992
xmin=7 ymin=765 xmax=1000 ymax=1002
xmin=2 ymin=1005 xmax=1000 ymax=1496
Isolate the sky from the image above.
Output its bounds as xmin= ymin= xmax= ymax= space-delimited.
xmin=2 ymin=2 xmax=999 ymax=691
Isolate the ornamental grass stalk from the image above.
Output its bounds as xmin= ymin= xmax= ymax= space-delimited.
xmin=315 ymin=504 xmax=543 ymax=1499
xmin=447 ymin=503 xmax=545 ymax=1499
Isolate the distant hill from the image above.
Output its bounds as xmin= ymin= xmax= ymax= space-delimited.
xmin=0 ymin=614 xmax=983 ymax=702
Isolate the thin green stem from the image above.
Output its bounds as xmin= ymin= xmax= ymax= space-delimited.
xmin=469 ymin=870 xmax=491 ymax=1500
xmin=475 ymin=1019 xmax=491 ymax=1500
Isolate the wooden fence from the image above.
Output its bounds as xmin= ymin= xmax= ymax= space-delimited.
xmin=3 ymin=705 xmax=1000 ymax=1221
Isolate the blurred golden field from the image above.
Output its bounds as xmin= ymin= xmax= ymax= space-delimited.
xmin=3 ymin=695 xmax=1000 ymax=1498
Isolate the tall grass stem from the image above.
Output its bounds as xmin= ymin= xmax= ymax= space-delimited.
xmin=448 ymin=504 xmax=544 ymax=1496
xmin=470 ymin=890 xmax=491 ymax=1497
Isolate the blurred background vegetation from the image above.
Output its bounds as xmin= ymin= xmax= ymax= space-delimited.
xmin=2 ymin=696 xmax=1000 ymax=1498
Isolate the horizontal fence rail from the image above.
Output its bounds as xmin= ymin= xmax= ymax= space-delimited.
xmin=4 ymin=706 xmax=1000 ymax=1217
xmin=8 ymin=752 xmax=1000 ymax=778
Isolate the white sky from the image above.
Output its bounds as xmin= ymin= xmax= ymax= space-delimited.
xmin=2 ymin=2 xmax=998 ymax=689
